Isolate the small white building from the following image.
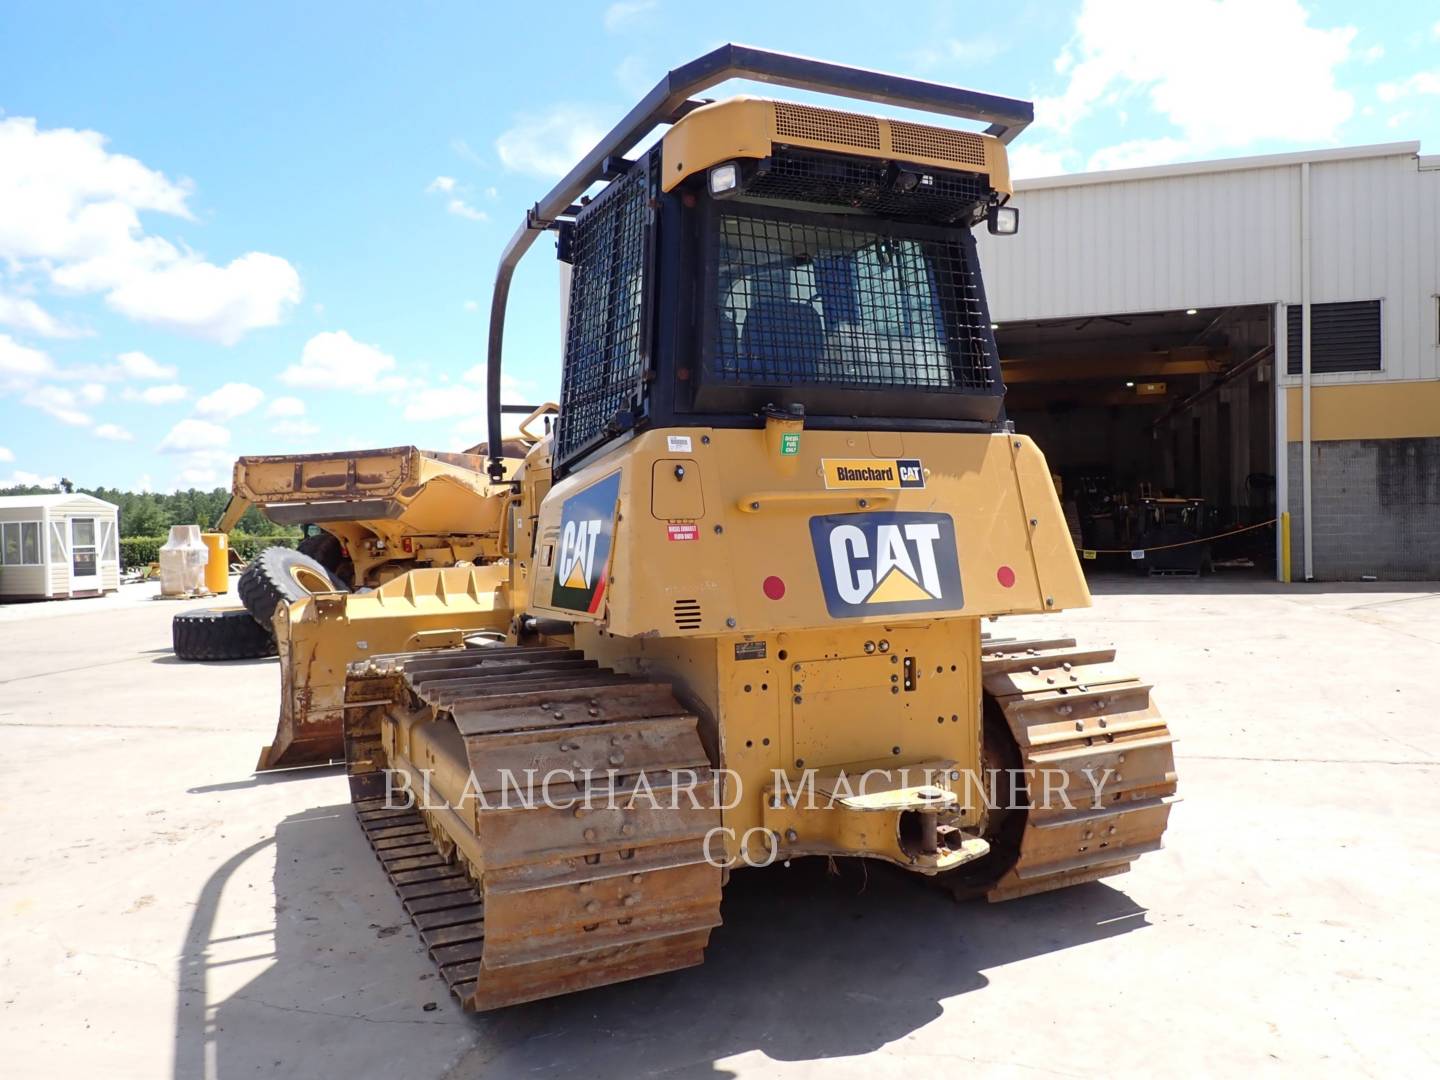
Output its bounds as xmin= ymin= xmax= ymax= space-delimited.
xmin=0 ymin=493 xmax=120 ymax=601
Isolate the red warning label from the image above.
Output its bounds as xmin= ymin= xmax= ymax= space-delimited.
xmin=667 ymin=523 xmax=699 ymax=542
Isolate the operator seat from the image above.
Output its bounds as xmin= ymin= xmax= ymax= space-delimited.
xmin=739 ymin=299 xmax=825 ymax=381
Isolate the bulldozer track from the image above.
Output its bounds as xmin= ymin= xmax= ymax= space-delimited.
xmin=343 ymin=646 xmax=723 ymax=1011
xmin=979 ymin=636 xmax=1178 ymax=901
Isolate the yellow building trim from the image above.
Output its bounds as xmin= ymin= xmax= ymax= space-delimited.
xmin=1285 ymin=381 xmax=1440 ymax=442
xmin=660 ymin=96 xmax=1011 ymax=195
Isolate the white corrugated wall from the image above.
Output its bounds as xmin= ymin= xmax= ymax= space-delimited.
xmin=977 ymin=144 xmax=1440 ymax=384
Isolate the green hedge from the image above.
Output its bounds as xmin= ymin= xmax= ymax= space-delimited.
xmin=120 ymin=533 xmax=299 ymax=570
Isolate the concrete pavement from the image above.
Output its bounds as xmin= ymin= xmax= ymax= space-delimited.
xmin=1 ymin=576 xmax=1437 ymax=1078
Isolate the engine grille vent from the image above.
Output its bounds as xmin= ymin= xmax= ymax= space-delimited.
xmin=774 ymin=102 xmax=882 ymax=151
xmin=673 ymin=599 xmax=703 ymax=630
xmin=888 ymin=120 xmax=987 ymax=167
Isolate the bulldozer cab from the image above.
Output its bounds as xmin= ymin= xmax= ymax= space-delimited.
xmin=545 ymin=94 xmax=1022 ymax=482
xmin=481 ymin=45 xmax=1032 ymax=484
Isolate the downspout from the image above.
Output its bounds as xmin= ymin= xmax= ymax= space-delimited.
xmin=1300 ymin=161 xmax=1314 ymax=581
xmin=1273 ymin=302 xmax=1288 ymax=582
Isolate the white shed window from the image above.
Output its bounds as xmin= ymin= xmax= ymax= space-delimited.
xmin=2 ymin=521 xmax=42 ymax=565
xmin=48 ymin=521 xmax=68 ymax=564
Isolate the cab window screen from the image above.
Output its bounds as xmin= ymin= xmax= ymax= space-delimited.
xmin=711 ymin=209 xmax=996 ymax=391
xmin=555 ymin=163 xmax=650 ymax=465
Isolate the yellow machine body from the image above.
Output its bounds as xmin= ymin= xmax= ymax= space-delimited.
xmin=259 ymin=565 xmax=511 ymax=770
xmin=334 ymin=52 xmax=1175 ymax=1012
xmin=661 ymin=96 xmax=1013 ymax=196
xmin=511 ymin=426 xmax=1086 ymax=867
xmin=230 ymin=445 xmax=514 ymax=587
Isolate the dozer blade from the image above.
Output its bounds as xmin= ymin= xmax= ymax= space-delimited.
xmin=257 ymin=566 xmax=511 ymax=771
xmin=344 ymin=646 xmax=723 ymax=1011
xmin=979 ymin=640 xmax=1179 ymax=901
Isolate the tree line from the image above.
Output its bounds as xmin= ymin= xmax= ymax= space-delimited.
xmin=0 ymin=480 xmax=293 ymax=538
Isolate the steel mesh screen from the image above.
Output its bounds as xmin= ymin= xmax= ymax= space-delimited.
xmin=744 ymin=149 xmax=988 ymax=221
xmin=711 ymin=210 xmax=996 ymax=391
xmin=556 ymin=165 xmax=649 ymax=464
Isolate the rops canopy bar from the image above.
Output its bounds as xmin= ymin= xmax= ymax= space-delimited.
xmin=483 ymin=43 xmax=1035 ymax=479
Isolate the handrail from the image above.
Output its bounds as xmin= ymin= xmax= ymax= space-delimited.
xmin=484 ymin=43 xmax=1034 ymax=479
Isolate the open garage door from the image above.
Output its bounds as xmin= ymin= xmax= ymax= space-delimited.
xmin=998 ymin=305 xmax=1276 ymax=578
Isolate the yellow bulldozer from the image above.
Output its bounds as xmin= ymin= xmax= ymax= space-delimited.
xmin=180 ymin=432 xmax=549 ymax=769
xmin=333 ymin=46 xmax=1177 ymax=1011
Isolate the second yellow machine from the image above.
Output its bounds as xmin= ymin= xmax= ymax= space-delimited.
xmin=343 ymin=46 xmax=1178 ymax=1011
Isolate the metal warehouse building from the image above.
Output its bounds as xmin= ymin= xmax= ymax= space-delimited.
xmin=977 ymin=141 xmax=1440 ymax=581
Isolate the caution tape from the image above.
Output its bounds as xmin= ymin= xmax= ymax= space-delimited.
xmin=1079 ymin=517 xmax=1278 ymax=560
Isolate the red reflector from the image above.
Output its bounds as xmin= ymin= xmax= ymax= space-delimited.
xmin=996 ymin=565 xmax=1016 ymax=588
xmin=762 ymin=575 xmax=786 ymax=600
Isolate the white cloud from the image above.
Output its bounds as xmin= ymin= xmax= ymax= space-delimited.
xmin=0 ymin=115 xmax=302 ymax=344
xmin=463 ymin=299 xmax=479 ymax=312
xmin=445 ymin=198 xmax=488 ymax=222
xmin=425 ymin=176 xmax=487 ymax=222
xmin=1377 ymin=71 xmax=1440 ymax=103
xmin=122 ymin=383 xmax=189 ymax=405
xmin=401 ymin=364 xmax=525 ymax=422
xmin=496 ymin=106 xmax=607 ymax=179
xmin=1037 ymin=0 xmax=1355 ymax=155
xmin=195 ymin=381 xmax=264 ymax=420
xmin=266 ymin=395 xmax=306 ymax=418
xmin=116 ymin=350 xmax=176 ymax=379
xmin=604 ymin=0 xmax=656 ymax=32
xmin=271 ymin=419 xmax=320 ymax=437
xmin=0 ymin=445 xmax=13 ymax=462
xmin=158 ymin=418 xmax=230 ymax=453
xmin=911 ymin=37 xmax=1006 ymax=70
xmin=177 ymin=466 xmax=221 ymax=486
xmin=1 ymin=469 xmax=59 ymax=487
xmin=1362 ymin=44 xmax=1385 ymax=63
xmin=1086 ymin=136 xmax=1197 ymax=172
xmin=402 ymin=384 xmax=487 ymax=421
xmin=1009 ymin=144 xmax=1073 ymax=179
xmin=0 ymin=293 xmax=88 ymax=338
xmin=0 ymin=333 xmax=54 ymax=377
xmin=615 ymin=54 xmax=653 ymax=99
xmin=93 ymin=423 xmax=132 ymax=441
xmin=279 ymin=330 xmax=408 ymax=394
xmin=22 ymin=384 xmax=90 ymax=425
xmin=78 ymin=381 xmax=106 ymax=405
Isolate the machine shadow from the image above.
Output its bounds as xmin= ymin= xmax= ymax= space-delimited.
xmin=151 ymin=654 xmax=278 ymax=667
xmin=182 ymin=804 xmax=1150 ymax=1080
xmin=185 ymin=763 xmax=344 ymax=795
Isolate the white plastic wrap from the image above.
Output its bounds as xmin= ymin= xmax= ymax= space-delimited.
xmin=159 ymin=524 xmax=209 ymax=596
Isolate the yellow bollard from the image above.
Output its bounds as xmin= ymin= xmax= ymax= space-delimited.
xmin=1279 ymin=512 xmax=1291 ymax=584
xmin=200 ymin=532 xmax=230 ymax=594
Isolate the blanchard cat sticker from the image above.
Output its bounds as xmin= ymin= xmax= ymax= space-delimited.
xmin=809 ymin=511 xmax=963 ymax=618
xmin=551 ymin=471 xmax=622 ymax=613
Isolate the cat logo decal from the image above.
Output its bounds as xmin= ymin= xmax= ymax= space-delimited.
xmin=551 ymin=471 xmax=622 ymax=613
xmin=809 ymin=512 xmax=963 ymax=618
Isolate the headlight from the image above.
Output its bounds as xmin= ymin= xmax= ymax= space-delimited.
xmin=708 ymin=162 xmax=740 ymax=198
xmin=987 ymin=205 xmax=1019 ymax=236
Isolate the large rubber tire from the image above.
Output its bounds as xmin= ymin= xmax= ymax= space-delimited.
xmin=173 ymin=607 xmax=278 ymax=661
xmin=238 ymin=545 xmax=350 ymax=629
xmin=297 ymin=531 xmax=344 ymax=572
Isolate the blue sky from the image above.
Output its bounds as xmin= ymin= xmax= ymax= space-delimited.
xmin=1 ymin=0 xmax=1437 ymax=491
